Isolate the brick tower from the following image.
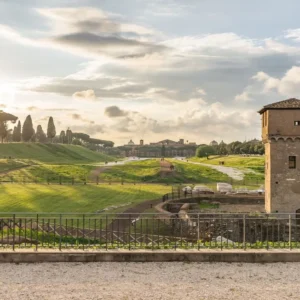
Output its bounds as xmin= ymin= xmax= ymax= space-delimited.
xmin=259 ymin=98 xmax=300 ymax=213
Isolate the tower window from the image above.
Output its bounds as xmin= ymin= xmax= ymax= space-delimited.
xmin=289 ymin=156 xmax=296 ymax=169
xmin=295 ymin=121 xmax=300 ymax=126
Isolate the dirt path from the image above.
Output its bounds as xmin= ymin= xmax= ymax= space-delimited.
xmin=106 ymin=198 xmax=161 ymax=234
xmin=0 ymin=164 xmax=31 ymax=176
xmin=160 ymin=160 xmax=175 ymax=178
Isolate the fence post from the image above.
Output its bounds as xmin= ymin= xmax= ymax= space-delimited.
xmin=243 ymin=214 xmax=246 ymax=250
xmin=59 ymin=176 xmax=62 ymax=185
xmin=96 ymin=176 xmax=99 ymax=185
xmin=72 ymin=177 xmax=74 ymax=185
xmin=289 ymin=214 xmax=292 ymax=250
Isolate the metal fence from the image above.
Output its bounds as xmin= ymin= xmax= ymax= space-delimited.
xmin=0 ymin=213 xmax=299 ymax=251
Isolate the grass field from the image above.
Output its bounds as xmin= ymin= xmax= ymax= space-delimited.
xmin=0 ymin=143 xmax=115 ymax=164
xmin=0 ymin=184 xmax=170 ymax=213
xmin=170 ymin=160 xmax=230 ymax=183
xmin=190 ymin=155 xmax=265 ymax=170
xmin=100 ymin=160 xmax=161 ymax=182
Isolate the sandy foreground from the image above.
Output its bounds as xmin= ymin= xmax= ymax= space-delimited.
xmin=0 ymin=262 xmax=299 ymax=300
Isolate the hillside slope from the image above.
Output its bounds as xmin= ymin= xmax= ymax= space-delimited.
xmin=0 ymin=143 xmax=115 ymax=163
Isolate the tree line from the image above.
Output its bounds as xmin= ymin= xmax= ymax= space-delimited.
xmin=196 ymin=140 xmax=265 ymax=158
xmin=0 ymin=111 xmax=114 ymax=148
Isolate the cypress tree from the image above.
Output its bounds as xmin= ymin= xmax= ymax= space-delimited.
xmin=12 ymin=126 xmax=17 ymax=142
xmin=0 ymin=121 xmax=7 ymax=143
xmin=36 ymin=125 xmax=47 ymax=143
xmin=59 ymin=130 xmax=66 ymax=144
xmin=22 ymin=115 xmax=34 ymax=142
xmin=47 ymin=117 xmax=56 ymax=143
xmin=66 ymin=128 xmax=73 ymax=144
xmin=16 ymin=120 xmax=21 ymax=142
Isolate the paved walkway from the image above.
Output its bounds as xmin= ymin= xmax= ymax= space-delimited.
xmin=0 ymin=262 xmax=299 ymax=299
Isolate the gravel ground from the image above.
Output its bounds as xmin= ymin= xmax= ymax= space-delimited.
xmin=0 ymin=262 xmax=299 ymax=300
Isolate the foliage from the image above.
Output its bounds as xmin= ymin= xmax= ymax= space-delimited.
xmin=12 ymin=121 xmax=22 ymax=142
xmin=22 ymin=115 xmax=34 ymax=142
xmin=36 ymin=125 xmax=47 ymax=143
xmin=196 ymin=145 xmax=216 ymax=158
xmin=47 ymin=116 xmax=56 ymax=141
xmin=66 ymin=128 xmax=73 ymax=144
xmin=0 ymin=121 xmax=8 ymax=143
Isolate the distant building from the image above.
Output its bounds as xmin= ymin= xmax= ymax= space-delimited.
xmin=150 ymin=139 xmax=187 ymax=146
xmin=118 ymin=137 xmax=197 ymax=158
xmin=210 ymin=140 xmax=218 ymax=146
xmin=126 ymin=139 xmax=135 ymax=146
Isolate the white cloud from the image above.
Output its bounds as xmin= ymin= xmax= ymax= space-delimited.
xmin=235 ymin=91 xmax=252 ymax=102
xmin=72 ymin=89 xmax=96 ymax=100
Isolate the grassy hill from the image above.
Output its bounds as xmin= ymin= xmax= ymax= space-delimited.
xmin=190 ymin=155 xmax=265 ymax=172
xmin=0 ymin=143 xmax=115 ymax=164
xmin=0 ymin=184 xmax=170 ymax=213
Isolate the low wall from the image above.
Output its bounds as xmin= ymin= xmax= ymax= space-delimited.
xmin=155 ymin=194 xmax=264 ymax=216
xmin=0 ymin=251 xmax=300 ymax=263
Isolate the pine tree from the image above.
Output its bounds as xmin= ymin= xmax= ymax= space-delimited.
xmin=36 ymin=125 xmax=47 ymax=143
xmin=22 ymin=115 xmax=34 ymax=142
xmin=16 ymin=120 xmax=21 ymax=142
xmin=47 ymin=117 xmax=56 ymax=143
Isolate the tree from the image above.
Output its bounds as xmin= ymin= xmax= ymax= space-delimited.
xmin=161 ymin=144 xmax=166 ymax=157
xmin=36 ymin=125 xmax=47 ymax=143
xmin=47 ymin=117 xmax=56 ymax=142
xmin=0 ymin=121 xmax=8 ymax=143
xmin=15 ymin=121 xmax=21 ymax=142
xmin=22 ymin=115 xmax=34 ymax=142
xmin=196 ymin=145 xmax=215 ymax=159
xmin=66 ymin=128 xmax=73 ymax=144
xmin=12 ymin=126 xmax=17 ymax=142
xmin=59 ymin=130 xmax=66 ymax=144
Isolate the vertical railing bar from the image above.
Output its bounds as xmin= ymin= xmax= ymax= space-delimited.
xmin=36 ymin=214 xmax=38 ymax=251
xmin=197 ymin=214 xmax=200 ymax=251
xmin=289 ymin=214 xmax=292 ymax=250
xmin=128 ymin=214 xmax=131 ymax=251
xmin=12 ymin=214 xmax=15 ymax=251
xmin=83 ymin=214 xmax=85 ymax=251
xmin=243 ymin=214 xmax=246 ymax=251
xmin=59 ymin=214 xmax=62 ymax=251
xmin=105 ymin=215 xmax=108 ymax=251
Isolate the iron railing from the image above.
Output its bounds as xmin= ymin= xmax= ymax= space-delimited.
xmin=0 ymin=213 xmax=299 ymax=251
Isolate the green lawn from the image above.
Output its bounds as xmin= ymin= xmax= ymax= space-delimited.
xmin=0 ymin=143 xmax=115 ymax=164
xmin=2 ymin=164 xmax=96 ymax=183
xmin=0 ymin=159 xmax=29 ymax=173
xmin=190 ymin=155 xmax=265 ymax=170
xmin=100 ymin=159 xmax=161 ymax=182
xmin=0 ymin=184 xmax=170 ymax=213
xmin=170 ymin=160 xmax=231 ymax=183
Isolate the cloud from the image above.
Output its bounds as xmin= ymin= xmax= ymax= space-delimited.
xmin=104 ymin=106 xmax=128 ymax=117
xmin=71 ymin=113 xmax=94 ymax=124
xmin=73 ymin=89 xmax=96 ymax=100
xmin=27 ymin=106 xmax=38 ymax=111
xmin=0 ymin=104 xmax=7 ymax=108
xmin=235 ymin=91 xmax=251 ymax=102
xmin=251 ymin=66 xmax=300 ymax=96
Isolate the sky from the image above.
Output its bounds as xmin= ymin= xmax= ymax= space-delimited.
xmin=1 ymin=0 xmax=300 ymax=145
